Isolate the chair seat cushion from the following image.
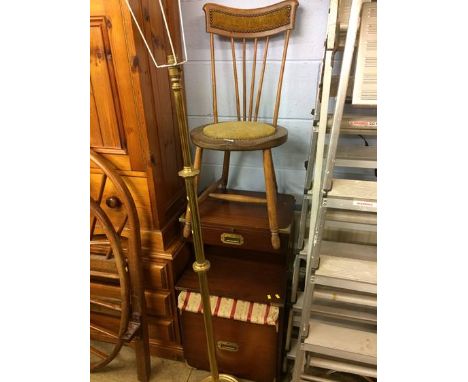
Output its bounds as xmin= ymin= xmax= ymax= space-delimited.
xmin=191 ymin=124 xmax=288 ymax=151
xmin=203 ymin=121 xmax=276 ymax=140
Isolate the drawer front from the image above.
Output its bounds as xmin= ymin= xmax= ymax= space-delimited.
xmin=144 ymin=261 xmax=169 ymax=290
xmin=90 ymin=172 xmax=152 ymax=230
xmin=145 ymin=291 xmax=172 ymax=318
xmin=195 ymin=225 xmax=290 ymax=253
xmin=91 ymin=282 xmax=171 ymax=317
xmin=181 ymin=311 xmax=278 ymax=382
xmin=147 ymin=317 xmax=176 ymax=343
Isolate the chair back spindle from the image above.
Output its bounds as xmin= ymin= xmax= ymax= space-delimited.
xmin=203 ymin=0 xmax=298 ymax=127
xmin=230 ymin=37 xmax=241 ymax=121
xmin=210 ymin=33 xmax=218 ymax=123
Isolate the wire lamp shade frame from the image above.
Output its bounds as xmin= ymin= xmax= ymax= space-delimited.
xmin=124 ymin=0 xmax=188 ymax=68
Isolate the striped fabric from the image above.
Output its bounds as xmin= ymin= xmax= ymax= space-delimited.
xmin=178 ymin=291 xmax=279 ymax=327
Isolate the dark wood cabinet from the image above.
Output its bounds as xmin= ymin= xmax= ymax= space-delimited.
xmin=90 ymin=0 xmax=189 ymax=359
xmin=176 ymin=191 xmax=295 ymax=381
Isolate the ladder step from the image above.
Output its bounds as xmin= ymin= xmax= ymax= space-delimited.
xmin=294 ymin=288 xmax=377 ymax=311
xmin=316 ymin=256 xmax=376 ymax=294
xmin=321 ymin=241 xmax=376 ymax=261
xmin=304 ymin=319 xmax=377 ymax=365
xmin=326 ymin=209 xmax=376 ymax=226
xmin=314 ymin=287 xmax=377 ymax=308
xmin=293 ymin=292 xmax=377 ymax=324
xmin=307 ymin=355 xmax=377 ymax=379
xmin=298 ymin=209 xmax=377 ymax=253
xmin=314 ymin=114 xmax=377 ymax=136
xmin=300 ymin=239 xmax=376 ymax=261
xmin=326 ymin=179 xmax=377 ymax=212
xmin=335 ymin=145 xmax=377 ymax=168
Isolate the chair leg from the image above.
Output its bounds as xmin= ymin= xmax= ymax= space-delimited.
xmin=221 ymin=151 xmax=230 ymax=191
xmin=183 ymin=147 xmax=203 ymax=238
xmin=263 ymin=149 xmax=280 ymax=250
xmin=134 ymin=325 xmax=151 ymax=382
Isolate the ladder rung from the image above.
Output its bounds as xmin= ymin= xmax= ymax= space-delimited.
xmin=313 ymin=114 xmax=377 ymax=135
xmin=293 ymin=292 xmax=376 ymax=324
xmin=299 ymin=239 xmax=377 ymax=261
xmin=335 ymin=144 xmax=377 ymax=168
xmin=311 ymin=304 xmax=376 ymax=324
xmin=321 ymin=241 xmax=376 ymax=261
xmin=326 ymin=209 xmax=376 ymax=225
xmin=293 ymin=289 xmax=377 ymax=311
xmin=328 ymin=179 xmax=376 ymax=201
xmin=303 ymin=319 xmax=377 ymax=365
xmin=328 ymin=114 xmax=377 ymax=131
xmin=307 ymin=355 xmax=377 ymax=378
xmin=315 ymin=255 xmax=376 ymax=294
xmin=326 ymin=179 xmax=377 ymax=212
xmin=314 ymin=287 xmax=377 ymax=308
xmin=301 ymin=204 xmax=377 ymax=234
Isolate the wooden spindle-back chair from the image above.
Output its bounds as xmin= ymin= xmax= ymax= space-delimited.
xmin=90 ymin=149 xmax=150 ymax=382
xmin=184 ymin=0 xmax=299 ymax=249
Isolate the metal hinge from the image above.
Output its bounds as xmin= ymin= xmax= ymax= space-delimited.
xmin=121 ymin=312 xmax=141 ymax=342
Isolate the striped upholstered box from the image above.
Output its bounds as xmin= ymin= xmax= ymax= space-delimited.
xmin=178 ymin=291 xmax=281 ymax=382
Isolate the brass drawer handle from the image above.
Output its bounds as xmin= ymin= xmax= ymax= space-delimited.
xmin=220 ymin=233 xmax=244 ymax=246
xmin=217 ymin=341 xmax=239 ymax=352
xmin=106 ymin=196 xmax=122 ymax=209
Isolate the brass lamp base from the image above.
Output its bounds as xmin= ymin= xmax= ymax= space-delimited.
xmin=200 ymin=374 xmax=240 ymax=382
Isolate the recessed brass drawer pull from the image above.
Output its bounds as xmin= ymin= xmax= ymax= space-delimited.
xmin=220 ymin=233 xmax=244 ymax=245
xmin=217 ymin=341 xmax=239 ymax=352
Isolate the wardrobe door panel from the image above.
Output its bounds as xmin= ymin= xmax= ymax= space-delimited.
xmin=90 ymin=0 xmax=147 ymax=171
xmin=90 ymin=17 xmax=126 ymax=153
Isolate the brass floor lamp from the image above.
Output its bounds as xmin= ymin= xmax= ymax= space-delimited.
xmin=124 ymin=1 xmax=238 ymax=381
xmin=168 ymin=55 xmax=238 ymax=382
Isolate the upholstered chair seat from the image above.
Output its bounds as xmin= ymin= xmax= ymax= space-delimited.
xmin=204 ymin=121 xmax=275 ymax=139
xmin=191 ymin=122 xmax=288 ymax=151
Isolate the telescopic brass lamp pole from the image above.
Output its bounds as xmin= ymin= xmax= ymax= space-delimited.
xmin=167 ymin=55 xmax=238 ymax=382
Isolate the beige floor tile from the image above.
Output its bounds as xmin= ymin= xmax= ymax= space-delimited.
xmin=91 ymin=344 xmax=192 ymax=382
xmin=186 ymin=368 xmax=253 ymax=382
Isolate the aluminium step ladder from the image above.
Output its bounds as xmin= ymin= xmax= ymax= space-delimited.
xmin=288 ymin=0 xmax=377 ymax=380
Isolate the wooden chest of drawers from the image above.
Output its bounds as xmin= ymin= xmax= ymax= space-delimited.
xmin=90 ymin=0 xmax=190 ymax=358
xmin=91 ymin=239 xmax=191 ymax=358
xmin=176 ymin=191 xmax=295 ymax=381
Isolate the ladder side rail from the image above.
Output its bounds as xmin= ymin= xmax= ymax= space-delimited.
xmin=323 ymin=0 xmax=364 ymax=191
xmin=295 ymin=0 xmax=338 ymax=265
xmin=294 ymin=50 xmax=333 ymax=342
xmin=296 ymin=195 xmax=310 ymax=251
xmin=299 ymin=202 xmax=327 ymax=338
xmin=304 ymin=51 xmax=327 ymax=191
xmin=305 ymin=50 xmax=333 ymax=267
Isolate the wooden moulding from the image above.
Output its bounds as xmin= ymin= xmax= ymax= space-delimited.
xmin=208 ymin=193 xmax=267 ymax=204
xmin=203 ymin=0 xmax=299 ymax=39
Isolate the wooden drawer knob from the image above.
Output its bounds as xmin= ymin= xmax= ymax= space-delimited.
xmin=106 ymin=196 xmax=122 ymax=209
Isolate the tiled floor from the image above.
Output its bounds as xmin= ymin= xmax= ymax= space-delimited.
xmin=90 ymin=344 xmax=253 ymax=382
